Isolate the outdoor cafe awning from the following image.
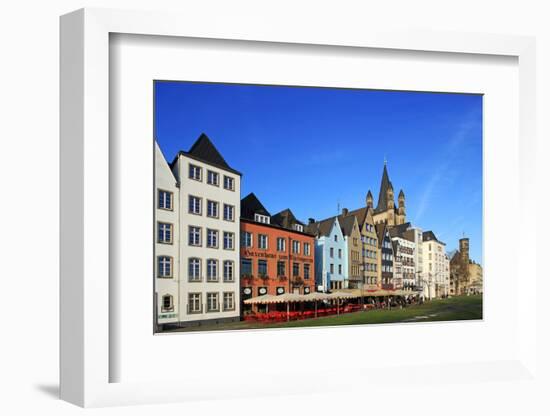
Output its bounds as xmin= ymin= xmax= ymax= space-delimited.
xmin=243 ymin=291 xmax=360 ymax=305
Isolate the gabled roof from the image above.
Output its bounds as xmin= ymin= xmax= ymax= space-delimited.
xmin=422 ymin=230 xmax=445 ymax=245
xmin=375 ymin=223 xmax=390 ymax=247
xmin=375 ymin=164 xmax=395 ymax=213
xmin=348 ymin=206 xmax=370 ymax=227
xmin=241 ymin=193 xmax=271 ymax=221
xmin=306 ymin=217 xmax=341 ymax=238
xmin=337 ymin=214 xmax=357 ymax=237
xmin=271 ymin=208 xmax=305 ymax=230
xmin=171 ymin=133 xmax=242 ymax=176
xmin=388 ymin=222 xmax=411 ymax=238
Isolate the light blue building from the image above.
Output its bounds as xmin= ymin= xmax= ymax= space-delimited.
xmin=306 ymin=217 xmax=347 ymax=292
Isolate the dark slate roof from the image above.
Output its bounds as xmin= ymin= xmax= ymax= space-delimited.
xmin=402 ymin=229 xmax=416 ymax=243
xmin=388 ymin=222 xmax=411 ymax=238
xmin=240 ymin=193 xmax=271 ymax=221
xmin=271 ymin=208 xmax=305 ymax=230
xmin=392 ymin=240 xmax=399 ymax=254
xmin=337 ymin=214 xmax=357 ymax=237
xmin=347 ymin=206 xmax=369 ymax=227
xmin=306 ymin=217 xmax=338 ymax=238
xmin=375 ymin=164 xmax=395 ymax=213
xmin=398 ymin=189 xmax=405 ymax=198
xmin=172 ymin=133 xmax=242 ymax=176
xmin=422 ymin=230 xmax=445 ymax=245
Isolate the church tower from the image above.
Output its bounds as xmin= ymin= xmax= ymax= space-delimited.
xmin=373 ymin=162 xmax=405 ymax=226
xmin=398 ymin=189 xmax=406 ymax=214
xmin=366 ymin=190 xmax=373 ymax=208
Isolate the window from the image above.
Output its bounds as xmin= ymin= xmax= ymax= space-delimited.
xmin=157 ymin=256 xmax=172 ymax=278
xmin=223 ymin=292 xmax=235 ymax=311
xmin=207 ymin=200 xmax=219 ymax=218
xmin=258 ymin=259 xmax=268 ymax=276
xmin=258 ymin=234 xmax=268 ymax=249
xmin=334 ymin=234 xmax=338 ymax=242
xmin=157 ymin=222 xmax=172 ymax=243
xmin=330 ymin=247 xmax=334 ymax=258
xmin=188 ymin=195 xmax=202 ymax=215
xmin=293 ymin=224 xmax=304 ymax=232
xmin=304 ymin=243 xmax=311 ymax=256
xmin=277 ymin=237 xmax=286 ymax=252
xmin=161 ymin=294 xmax=174 ymax=312
xmin=304 ymin=264 xmax=310 ymax=280
xmin=223 ymin=175 xmax=235 ymax=190
xmin=206 ymin=292 xmax=219 ymax=312
xmin=293 ymin=263 xmax=300 ymax=277
xmin=188 ymin=293 xmax=202 ymax=314
xmin=242 ymin=232 xmax=253 ymax=248
xmin=158 ymin=190 xmax=173 ymax=210
xmin=206 ymin=229 xmax=218 ymax=248
xmin=188 ymin=226 xmax=201 ymax=246
xmin=223 ymin=261 xmax=234 ymax=282
xmin=292 ymin=240 xmax=300 ymax=254
xmin=330 ymin=263 xmax=334 ymax=274
xmin=277 ymin=261 xmax=286 ymax=276
xmin=338 ymin=264 xmax=342 ymax=274
xmin=223 ymin=232 xmax=234 ymax=250
xmin=189 ymin=164 xmax=202 ymax=181
xmin=207 ymin=259 xmax=218 ymax=282
xmin=207 ymin=170 xmax=219 ymax=186
xmin=338 ymin=249 xmax=342 ymax=259
xmin=188 ymin=258 xmax=201 ymax=281
xmin=223 ymin=204 xmax=235 ymax=221
xmin=254 ymin=213 xmax=270 ymax=224
xmin=241 ymin=258 xmax=252 ymax=276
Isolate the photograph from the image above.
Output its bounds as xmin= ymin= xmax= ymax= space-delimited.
xmin=153 ymin=81 xmax=483 ymax=333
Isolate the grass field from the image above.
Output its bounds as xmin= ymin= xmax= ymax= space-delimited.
xmin=165 ymin=294 xmax=483 ymax=333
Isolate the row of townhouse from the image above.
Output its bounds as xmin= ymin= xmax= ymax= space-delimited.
xmin=304 ymin=163 xmax=451 ymax=298
xmin=155 ymin=134 xmax=467 ymax=330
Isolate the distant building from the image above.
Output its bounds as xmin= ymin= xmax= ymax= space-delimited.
xmin=306 ymin=216 xmax=347 ymax=292
xmin=449 ymin=237 xmax=483 ymax=295
xmin=389 ymin=224 xmax=416 ymax=291
xmin=371 ymin=162 xmax=407 ymax=226
xmin=422 ymin=231 xmax=448 ymax=299
xmin=376 ymin=223 xmax=395 ymax=290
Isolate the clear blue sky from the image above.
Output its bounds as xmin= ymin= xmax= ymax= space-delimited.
xmin=155 ymin=81 xmax=483 ymax=263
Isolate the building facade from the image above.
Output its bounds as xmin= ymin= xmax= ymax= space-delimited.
xmin=306 ymin=217 xmax=347 ymax=292
xmin=376 ymin=224 xmax=394 ymax=290
xmin=155 ymin=143 xmax=180 ymax=327
xmin=390 ymin=229 xmax=416 ymax=291
xmin=155 ymin=134 xmax=242 ymax=329
xmin=348 ymin=203 xmax=379 ymax=291
xmin=240 ymin=194 xmax=316 ymax=312
xmin=450 ymin=237 xmax=483 ymax=295
xmin=422 ymin=231 xmax=448 ymax=299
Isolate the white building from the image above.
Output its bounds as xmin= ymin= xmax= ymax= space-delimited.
xmin=155 ymin=134 xmax=242 ymax=330
xmin=422 ymin=231 xmax=448 ymax=299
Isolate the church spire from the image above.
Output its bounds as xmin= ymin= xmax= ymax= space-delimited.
xmin=375 ymin=162 xmax=394 ymax=213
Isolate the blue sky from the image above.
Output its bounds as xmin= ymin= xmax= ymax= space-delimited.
xmin=155 ymin=81 xmax=483 ymax=263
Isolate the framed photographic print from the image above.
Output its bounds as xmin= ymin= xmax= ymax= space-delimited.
xmin=60 ymin=7 xmax=538 ymax=408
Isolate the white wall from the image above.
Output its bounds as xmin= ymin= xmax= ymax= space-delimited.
xmin=3 ymin=1 xmax=549 ymax=416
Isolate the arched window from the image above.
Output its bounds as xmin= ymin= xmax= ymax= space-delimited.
xmin=161 ymin=294 xmax=174 ymax=312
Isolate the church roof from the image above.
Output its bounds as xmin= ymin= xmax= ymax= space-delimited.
xmin=375 ymin=164 xmax=395 ymax=213
xmin=240 ymin=193 xmax=271 ymax=221
xmin=172 ymin=133 xmax=242 ymax=176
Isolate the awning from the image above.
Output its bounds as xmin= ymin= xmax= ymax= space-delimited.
xmin=340 ymin=288 xmax=421 ymax=297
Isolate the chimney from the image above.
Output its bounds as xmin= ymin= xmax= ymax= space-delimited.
xmin=342 ymin=208 xmax=349 ymax=216
xmin=308 ymin=218 xmax=315 ymax=225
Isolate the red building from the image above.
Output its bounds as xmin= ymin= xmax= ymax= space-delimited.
xmin=240 ymin=193 xmax=315 ymax=313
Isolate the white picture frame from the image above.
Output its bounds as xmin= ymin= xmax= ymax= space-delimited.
xmin=60 ymin=7 xmax=538 ymax=408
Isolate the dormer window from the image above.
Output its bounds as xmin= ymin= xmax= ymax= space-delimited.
xmin=254 ymin=213 xmax=270 ymax=224
xmin=293 ymin=224 xmax=304 ymax=232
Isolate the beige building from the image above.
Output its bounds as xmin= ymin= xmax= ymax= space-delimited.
xmin=348 ymin=202 xmax=379 ymax=290
xmin=450 ymin=237 xmax=483 ymax=295
xmin=422 ymin=231 xmax=448 ymax=299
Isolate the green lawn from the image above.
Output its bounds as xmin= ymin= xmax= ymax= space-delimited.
xmin=164 ymin=295 xmax=482 ymax=333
